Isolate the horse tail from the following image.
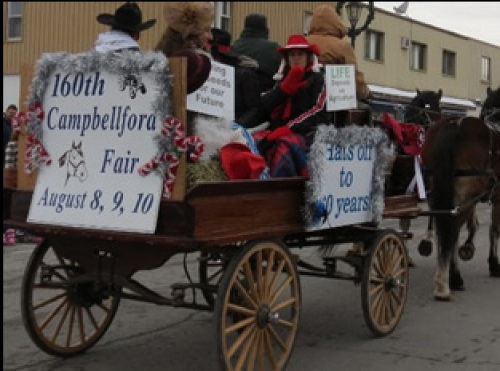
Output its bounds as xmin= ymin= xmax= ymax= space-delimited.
xmin=431 ymin=120 xmax=460 ymax=264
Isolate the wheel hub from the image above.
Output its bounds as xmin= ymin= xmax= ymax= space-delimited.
xmin=257 ymin=304 xmax=279 ymax=328
xmin=384 ymin=276 xmax=400 ymax=291
xmin=69 ymin=282 xmax=106 ymax=308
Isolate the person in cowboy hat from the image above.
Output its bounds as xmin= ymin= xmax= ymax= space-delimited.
xmin=242 ymin=34 xmax=328 ymax=177
xmin=94 ymin=2 xmax=156 ymax=53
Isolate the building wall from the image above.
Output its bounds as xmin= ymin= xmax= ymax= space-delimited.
xmin=3 ymin=2 xmax=499 ymax=103
xmin=356 ymin=7 xmax=499 ymax=102
xmin=3 ymin=74 xmax=20 ymax=110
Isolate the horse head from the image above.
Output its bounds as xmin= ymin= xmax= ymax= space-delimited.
xmin=59 ymin=140 xmax=88 ymax=186
xmin=404 ymin=88 xmax=442 ymax=126
xmin=480 ymin=86 xmax=500 ymax=123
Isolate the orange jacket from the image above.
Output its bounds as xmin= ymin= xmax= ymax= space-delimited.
xmin=306 ymin=5 xmax=370 ymax=100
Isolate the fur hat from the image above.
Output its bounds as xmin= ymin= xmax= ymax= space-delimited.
xmin=164 ymin=2 xmax=214 ymax=39
xmin=172 ymin=49 xmax=212 ymax=94
xmin=274 ymin=35 xmax=321 ymax=80
xmin=97 ymin=2 xmax=156 ymax=32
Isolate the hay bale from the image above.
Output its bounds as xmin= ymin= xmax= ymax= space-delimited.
xmin=186 ymin=160 xmax=228 ymax=193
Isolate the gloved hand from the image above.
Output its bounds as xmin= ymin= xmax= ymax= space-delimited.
xmin=280 ymin=66 xmax=307 ymax=96
xmin=267 ymin=125 xmax=293 ymax=141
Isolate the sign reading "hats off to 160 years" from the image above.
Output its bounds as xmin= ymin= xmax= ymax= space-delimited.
xmin=27 ymin=53 xmax=169 ymax=234
xmin=187 ymin=61 xmax=235 ymax=120
xmin=325 ymin=65 xmax=357 ymax=112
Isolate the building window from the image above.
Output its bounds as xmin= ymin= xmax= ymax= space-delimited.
xmin=442 ymin=50 xmax=456 ymax=76
xmin=303 ymin=12 xmax=312 ymax=36
xmin=213 ymin=2 xmax=231 ymax=31
xmin=365 ymin=30 xmax=384 ymax=62
xmin=7 ymin=2 xmax=23 ymax=40
xmin=411 ymin=42 xmax=426 ymax=71
xmin=481 ymin=57 xmax=491 ymax=82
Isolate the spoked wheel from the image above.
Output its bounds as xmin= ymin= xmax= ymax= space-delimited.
xmin=215 ymin=240 xmax=301 ymax=371
xmin=361 ymin=230 xmax=409 ymax=337
xmin=21 ymin=240 xmax=120 ymax=357
xmin=199 ymin=252 xmax=231 ymax=308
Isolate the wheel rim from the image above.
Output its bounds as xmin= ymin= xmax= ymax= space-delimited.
xmin=217 ymin=241 xmax=300 ymax=371
xmin=363 ymin=232 xmax=409 ymax=336
xmin=22 ymin=241 xmax=120 ymax=356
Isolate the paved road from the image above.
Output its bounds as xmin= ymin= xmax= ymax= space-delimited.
xmin=3 ymin=202 xmax=499 ymax=371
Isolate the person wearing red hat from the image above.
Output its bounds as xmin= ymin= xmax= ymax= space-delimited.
xmin=239 ymin=34 xmax=327 ymax=177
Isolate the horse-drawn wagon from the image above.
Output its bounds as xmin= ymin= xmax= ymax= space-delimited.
xmin=3 ymin=51 xmax=420 ymax=370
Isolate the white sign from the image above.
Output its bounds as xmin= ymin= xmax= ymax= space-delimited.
xmin=187 ymin=61 xmax=234 ymax=119
xmin=325 ymin=65 xmax=357 ymax=111
xmin=308 ymin=143 xmax=376 ymax=231
xmin=28 ymin=69 xmax=165 ymax=233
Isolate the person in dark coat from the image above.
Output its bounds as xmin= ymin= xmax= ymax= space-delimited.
xmin=210 ymin=27 xmax=261 ymax=123
xmin=232 ymin=14 xmax=282 ymax=93
xmin=3 ymin=104 xmax=17 ymax=169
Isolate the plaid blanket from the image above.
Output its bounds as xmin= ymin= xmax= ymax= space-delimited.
xmin=253 ymin=130 xmax=309 ymax=178
xmin=4 ymin=140 xmax=17 ymax=169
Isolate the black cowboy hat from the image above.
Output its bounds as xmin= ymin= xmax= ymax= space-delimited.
xmin=97 ymin=2 xmax=156 ymax=32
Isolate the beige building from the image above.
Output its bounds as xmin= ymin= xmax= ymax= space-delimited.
xmin=3 ymin=2 xmax=499 ymax=115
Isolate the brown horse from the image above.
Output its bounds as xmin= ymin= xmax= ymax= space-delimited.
xmin=422 ymin=86 xmax=500 ymax=300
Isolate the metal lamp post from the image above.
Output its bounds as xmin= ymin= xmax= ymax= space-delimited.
xmin=346 ymin=2 xmax=362 ymax=47
xmin=336 ymin=2 xmax=376 ymax=48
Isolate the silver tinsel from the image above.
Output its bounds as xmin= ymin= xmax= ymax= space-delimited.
xmin=25 ymin=51 xmax=172 ymax=170
xmin=304 ymin=125 xmax=394 ymax=226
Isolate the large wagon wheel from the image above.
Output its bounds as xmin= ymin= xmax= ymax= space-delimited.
xmin=215 ymin=240 xmax=301 ymax=371
xmin=361 ymin=230 xmax=409 ymax=337
xmin=21 ymin=240 xmax=120 ymax=357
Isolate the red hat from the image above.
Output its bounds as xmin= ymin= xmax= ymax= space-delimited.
xmin=382 ymin=113 xmax=425 ymax=156
xmin=278 ymin=35 xmax=320 ymax=55
xmin=220 ymin=143 xmax=267 ymax=180
xmin=274 ymin=35 xmax=321 ymax=80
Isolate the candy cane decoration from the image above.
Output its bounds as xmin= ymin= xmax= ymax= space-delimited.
xmin=138 ymin=117 xmax=204 ymax=199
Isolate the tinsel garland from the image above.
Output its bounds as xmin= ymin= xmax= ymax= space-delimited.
xmin=304 ymin=125 xmax=394 ymax=226
xmin=24 ymin=50 xmax=172 ymax=170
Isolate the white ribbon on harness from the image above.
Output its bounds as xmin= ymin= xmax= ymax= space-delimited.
xmin=406 ymin=155 xmax=426 ymax=200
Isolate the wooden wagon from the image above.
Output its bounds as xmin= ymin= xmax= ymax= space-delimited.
xmin=3 ymin=55 xmax=421 ymax=371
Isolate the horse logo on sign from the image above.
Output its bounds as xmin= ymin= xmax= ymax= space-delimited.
xmin=58 ymin=141 xmax=88 ymax=186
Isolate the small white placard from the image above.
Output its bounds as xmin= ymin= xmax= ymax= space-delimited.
xmin=28 ymin=69 xmax=165 ymax=234
xmin=325 ymin=65 xmax=357 ymax=111
xmin=308 ymin=142 xmax=375 ymax=231
xmin=187 ymin=61 xmax=235 ymax=119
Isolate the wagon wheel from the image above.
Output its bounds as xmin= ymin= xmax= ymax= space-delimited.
xmin=21 ymin=240 xmax=120 ymax=357
xmin=199 ymin=252 xmax=231 ymax=308
xmin=361 ymin=230 xmax=409 ymax=337
xmin=215 ymin=240 xmax=301 ymax=371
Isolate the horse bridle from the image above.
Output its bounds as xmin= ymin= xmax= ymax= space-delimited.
xmin=404 ymin=104 xmax=441 ymax=126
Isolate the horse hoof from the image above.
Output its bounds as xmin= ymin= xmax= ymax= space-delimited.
xmin=408 ymin=254 xmax=416 ymax=268
xmin=433 ymin=286 xmax=451 ymax=301
xmin=458 ymin=243 xmax=475 ymax=261
xmin=418 ymin=240 xmax=433 ymax=257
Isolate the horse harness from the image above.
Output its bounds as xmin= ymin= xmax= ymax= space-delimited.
xmin=454 ymin=115 xmax=500 ymax=203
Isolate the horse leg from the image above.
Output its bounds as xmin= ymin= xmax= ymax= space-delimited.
xmin=489 ymin=197 xmax=500 ymax=277
xmin=418 ymin=216 xmax=434 ymax=257
xmin=458 ymin=208 xmax=479 ymax=261
xmin=449 ymin=249 xmax=465 ymax=291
